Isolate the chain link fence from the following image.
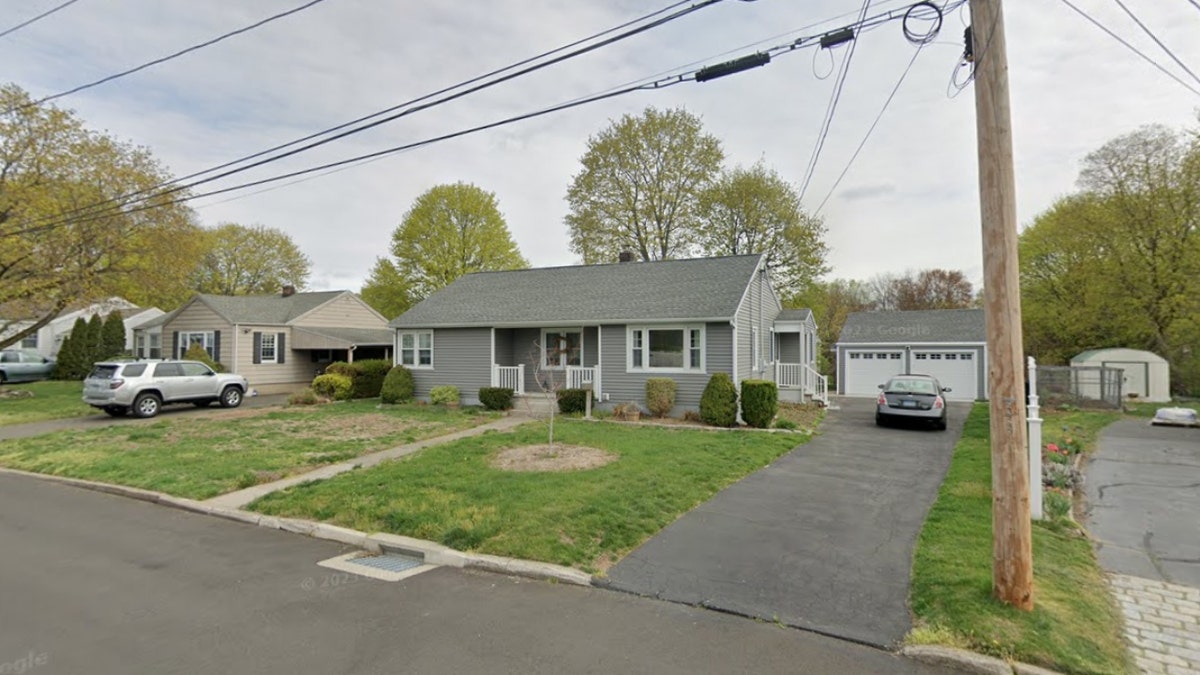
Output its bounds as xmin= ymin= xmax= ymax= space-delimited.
xmin=1036 ymin=365 xmax=1125 ymax=409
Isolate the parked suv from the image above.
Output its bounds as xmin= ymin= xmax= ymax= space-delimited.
xmin=83 ymin=360 xmax=249 ymax=418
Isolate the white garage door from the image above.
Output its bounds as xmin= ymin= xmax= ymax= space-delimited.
xmin=911 ymin=351 xmax=977 ymax=401
xmin=843 ymin=350 xmax=905 ymax=397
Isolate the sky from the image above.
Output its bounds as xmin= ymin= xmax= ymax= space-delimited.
xmin=3 ymin=0 xmax=1199 ymax=297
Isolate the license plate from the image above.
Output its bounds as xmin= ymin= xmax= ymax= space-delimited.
xmin=901 ymin=400 xmax=917 ymax=408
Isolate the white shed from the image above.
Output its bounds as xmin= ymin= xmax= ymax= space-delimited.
xmin=1070 ymin=348 xmax=1171 ymax=402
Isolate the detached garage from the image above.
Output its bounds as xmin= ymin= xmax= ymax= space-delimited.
xmin=836 ymin=309 xmax=987 ymax=401
xmin=1070 ymin=348 xmax=1170 ymax=402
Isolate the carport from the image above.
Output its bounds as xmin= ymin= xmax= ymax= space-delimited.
xmin=289 ymin=327 xmax=393 ymax=366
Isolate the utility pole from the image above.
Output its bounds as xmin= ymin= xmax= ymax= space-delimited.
xmin=969 ymin=0 xmax=1033 ymax=610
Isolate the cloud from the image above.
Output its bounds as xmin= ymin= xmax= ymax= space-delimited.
xmin=835 ymin=183 xmax=897 ymax=201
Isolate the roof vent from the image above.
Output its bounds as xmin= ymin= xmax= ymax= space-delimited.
xmin=281 ymin=285 xmax=296 ymax=297
xmin=618 ymin=250 xmax=635 ymax=263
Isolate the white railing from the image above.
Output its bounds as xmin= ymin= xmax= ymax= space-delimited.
xmin=772 ymin=361 xmax=829 ymax=406
xmin=493 ymin=364 xmax=525 ymax=395
xmin=804 ymin=363 xmax=829 ymax=406
xmin=1028 ymin=356 xmax=1043 ymax=520
xmin=774 ymin=362 xmax=804 ymax=388
xmin=565 ymin=365 xmax=600 ymax=399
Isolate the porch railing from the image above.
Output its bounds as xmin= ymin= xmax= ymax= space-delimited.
xmin=493 ymin=364 xmax=525 ymax=395
xmin=774 ymin=362 xmax=804 ymax=388
xmin=565 ymin=365 xmax=600 ymax=400
xmin=772 ymin=361 xmax=829 ymax=406
xmin=804 ymin=363 xmax=829 ymax=406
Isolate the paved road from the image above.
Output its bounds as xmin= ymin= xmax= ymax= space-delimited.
xmin=1083 ymin=419 xmax=1200 ymax=587
xmin=605 ymin=397 xmax=968 ymax=648
xmin=0 ymin=474 xmax=961 ymax=675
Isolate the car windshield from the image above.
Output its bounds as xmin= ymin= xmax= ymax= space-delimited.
xmin=88 ymin=365 xmax=120 ymax=379
xmin=884 ymin=378 xmax=937 ymax=395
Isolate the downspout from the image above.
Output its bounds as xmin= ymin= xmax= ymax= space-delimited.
xmin=348 ymin=344 xmax=357 ymax=364
xmin=233 ymin=324 xmax=239 ymax=373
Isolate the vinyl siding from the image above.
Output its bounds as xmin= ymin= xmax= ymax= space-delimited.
xmin=733 ymin=267 xmax=781 ymax=383
xmin=293 ymin=294 xmax=388 ymax=329
xmin=235 ymin=326 xmax=313 ymax=387
xmin=778 ymin=334 xmax=802 ymax=363
xmin=408 ymin=327 xmax=492 ymax=404
xmin=163 ymin=302 xmax=233 ymax=363
xmin=598 ymin=322 xmax=731 ymax=412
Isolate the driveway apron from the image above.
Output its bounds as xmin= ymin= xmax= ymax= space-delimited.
xmin=605 ymin=397 xmax=966 ymax=648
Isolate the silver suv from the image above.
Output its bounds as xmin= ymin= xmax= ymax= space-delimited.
xmin=83 ymin=360 xmax=250 ymax=418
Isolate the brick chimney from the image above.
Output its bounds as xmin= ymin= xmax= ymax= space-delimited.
xmin=281 ymin=285 xmax=296 ymax=297
xmin=618 ymin=250 xmax=634 ymax=263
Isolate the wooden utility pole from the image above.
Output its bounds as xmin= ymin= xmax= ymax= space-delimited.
xmin=969 ymin=0 xmax=1033 ymax=610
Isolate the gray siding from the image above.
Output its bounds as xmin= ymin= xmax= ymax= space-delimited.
xmin=598 ymin=322 xmax=731 ymax=412
xmin=408 ymin=327 xmax=493 ymax=404
xmin=493 ymin=328 xmax=512 ymax=366
xmin=583 ymin=326 xmax=599 ymax=368
xmin=733 ymin=267 xmax=781 ymax=383
xmin=778 ymin=334 xmax=802 ymax=363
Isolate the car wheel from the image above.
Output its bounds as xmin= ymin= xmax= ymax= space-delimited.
xmin=875 ymin=413 xmax=886 ymax=427
xmin=220 ymin=386 xmax=243 ymax=409
xmin=934 ymin=417 xmax=947 ymax=431
xmin=103 ymin=406 xmax=127 ymax=418
xmin=0 ymin=370 xmax=6 ymax=384
xmin=132 ymin=392 xmax=161 ymax=419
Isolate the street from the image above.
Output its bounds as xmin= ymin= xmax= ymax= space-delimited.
xmin=0 ymin=473 xmax=961 ymax=675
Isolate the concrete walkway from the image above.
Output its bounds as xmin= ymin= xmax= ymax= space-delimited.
xmin=603 ymin=397 xmax=967 ymax=648
xmin=206 ymin=414 xmax=528 ymax=510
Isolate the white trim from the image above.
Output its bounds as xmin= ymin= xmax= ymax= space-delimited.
xmin=730 ymin=320 xmax=738 ymax=384
xmin=490 ymin=327 xmax=495 ymax=374
xmin=836 ymin=341 xmax=987 ymax=348
xmin=626 ymin=324 xmax=706 ymax=373
xmin=540 ymin=327 xmax=584 ymax=369
xmin=392 ymin=316 xmax=733 ymax=330
xmin=397 ymin=330 xmax=434 ymax=369
xmin=259 ymin=332 xmax=279 ymax=364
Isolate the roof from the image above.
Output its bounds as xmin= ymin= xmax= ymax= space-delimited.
xmin=196 ymin=291 xmax=347 ymax=325
xmin=838 ymin=308 xmax=986 ymax=344
xmin=776 ymin=309 xmax=813 ymax=322
xmin=391 ymin=255 xmax=765 ymax=328
xmin=290 ymin=327 xmax=394 ymax=349
xmin=1071 ymin=348 xmax=1168 ymax=364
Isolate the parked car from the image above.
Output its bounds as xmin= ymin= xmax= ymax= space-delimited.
xmin=82 ymin=360 xmax=249 ymax=418
xmin=875 ymin=374 xmax=950 ymax=430
xmin=0 ymin=349 xmax=56 ymax=384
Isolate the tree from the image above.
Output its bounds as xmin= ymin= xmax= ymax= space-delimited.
xmin=360 ymin=257 xmax=413 ymax=320
xmin=791 ymin=279 xmax=875 ymax=382
xmin=189 ymin=223 xmax=311 ymax=296
xmin=387 ymin=183 xmax=527 ymax=300
xmin=868 ymin=269 xmax=975 ymax=311
xmin=52 ymin=318 xmax=88 ymax=380
xmin=696 ymin=162 xmax=829 ymax=295
xmin=100 ymin=311 xmax=126 ymax=359
xmin=566 ymin=106 xmax=723 ymax=263
xmin=85 ymin=314 xmax=104 ymax=363
xmin=1 ymin=83 xmax=199 ymax=349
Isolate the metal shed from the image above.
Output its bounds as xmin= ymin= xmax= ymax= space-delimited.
xmin=1070 ymin=348 xmax=1171 ymax=402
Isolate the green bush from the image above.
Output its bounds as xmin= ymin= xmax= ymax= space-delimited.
xmin=774 ymin=418 xmax=798 ymax=430
xmin=556 ymin=388 xmax=589 ymax=414
xmin=351 ymin=359 xmax=391 ymax=399
xmin=430 ymin=384 xmax=459 ymax=405
xmin=323 ymin=361 xmax=356 ymax=378
xmin=700 ymin=372 xmax=739 ymax=427
xmin=478 ymin=387 xmax=514 ymax=410
xmin=183 ymin=342 xmax=226 ymax=373
xmin=381 ymin=365 xmax=415 ymax=404
xmin=312 ymin=373 xmax=353 ymax=401
xmin=740 ymin=379 xmax=778 ymax=428
xmin=288 ymin=388 xmax=320 ymax=405
xmin=645 ymin=378 xmax=677 ymax=417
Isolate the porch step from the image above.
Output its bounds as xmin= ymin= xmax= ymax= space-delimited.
xmin=513 ymin=394 xmax=557 ymax=416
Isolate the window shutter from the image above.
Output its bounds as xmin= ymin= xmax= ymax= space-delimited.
xmin=252 ymin=332 xmax=262 ymax=364
xmin=277 ymin=332 xmax=286 ymax=364
xmin=213 ymin=330 xmax=221 ymax=363
xmin=172 ymin=331 xmax=179 ymax=359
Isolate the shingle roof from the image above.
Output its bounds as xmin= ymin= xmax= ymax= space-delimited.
xmin=291 ymin=327 xmax=394 ymax=347
xmin=391 ymin=255 xmax=764 ymax=328
xmin=776 ymin=309 xmax=812 ymax=322
xmin=197 ymin=291 xmax=347 ymax=325
xmin=838 ymin=308 xmax=986 ymax=344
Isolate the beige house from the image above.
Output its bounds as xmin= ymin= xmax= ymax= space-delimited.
xmin=134 ymin=288 xmax=392 ymax=394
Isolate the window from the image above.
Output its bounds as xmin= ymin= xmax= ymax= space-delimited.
xmin=863 ymin=353 xmax=874 ymax=360
xmin=19 ymin=334 xmax=37 ymax=349
xmin=399 ymin=331 xmax=433 ymax=368
xmin=541 ymin=330 xmax=581 ymax=368
xmin=889 ymin=353 xmax=901 ymax=360
xmin=180 ymin=331 xmax=215 ymax=359
xmin=849 ymin=352 xmax=860 ymax=360
xmin=148 ymin=333 xmax=161 ymax=359
xmin=260 ymin=333 xmax=277 ymax=363
xmin=930 ymin=353 xmax=943 ymax=360
xmin=961 ymin=352 xmax=973 ymax=361
xmin=122 ymin=363 xmax=147 ymax=377
xmin=946 ymin=353 xmax=958 ymax=360
xmin=181 ymin=362 xmax=212 ymax=377
xmin=876 ymin=353 xmax=889 ymax=359
xmin=154 ymin=363 xmax=183 ymax=377
xmin=629 ymin=326 xmax=704 ymax=372
xmin=915 ymin=353 xmax=927 ymax=360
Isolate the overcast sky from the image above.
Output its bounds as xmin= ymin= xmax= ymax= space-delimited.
xmin=4 ymin=0 xmax=1198 ymax=296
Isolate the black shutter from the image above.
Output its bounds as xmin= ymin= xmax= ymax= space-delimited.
xmin=212 ymin=330 xmax=221 ymax=363
xmin=252 ymin=332 xmax=262 ymax=364
xmin=172 ymin=331 xmax=179 ymax=359
xmin=277 ymin=333 xmax=285 ymax=364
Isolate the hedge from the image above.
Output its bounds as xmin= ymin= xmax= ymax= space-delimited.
xmin=478 ymin=387 xmax=514 ymax=411
xmin=381 ymin=365 xmax=415 ymax=404
xmin=312 ymin=373 xmax=353 ymax=401
xmin=556 ymin=388 xmax=589 ymax=414
xmin=740 ymin=379 xmax=778 ymax=428
xmin=700 ymin=372 xmax=738 ymax=427
xmin=430 ymin=385 xmax=459 ymax=405
xmin=645 ymin=378 xmax=676 ymax=417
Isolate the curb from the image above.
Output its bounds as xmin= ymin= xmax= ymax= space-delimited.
xmin=900 ymin=646 xmax=1063 ymax=675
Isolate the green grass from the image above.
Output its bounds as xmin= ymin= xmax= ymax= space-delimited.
xmin=249 ymin=420 xmax=807 ymax=572
xmin=1121 ymin=400 xmax=1199 ymax=418
xmin=0 ymin=380 xmax=96 ymax=426
xmin=0 ymin=400 xmax=498 ymax=499
xmin=908 ymin=404 xmax=1131 ymax=674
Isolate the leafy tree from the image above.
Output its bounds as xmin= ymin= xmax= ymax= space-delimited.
xmin=791 ymin=279 xmax=874 ymax=383
xmin=566 ymin=106 xmax=723 ymax=263
xmin=868 ymin=269 xmax=975 ymax=311
xmin=189 ymin=223 xmax=311 ymax=296
xmin=0 ymin=83 xmax=199 ymax=349
xmin=360 ymin=257 xmax=412 ymax=319
xmin=696 ymin=162 xmax=829 ymax=295
xmin=102 ymin=222 xmax=208 ymax=309
xmin=387 ymin=182 xmax=527 ymax=300
xmin=100 ymin=311 xmax=126 ymax=359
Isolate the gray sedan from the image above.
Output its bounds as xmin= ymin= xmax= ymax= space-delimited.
xmin=875 ymin=374 xmax=950 ymax=430
xmin=0 ymin=349 xmax=56 ymax=384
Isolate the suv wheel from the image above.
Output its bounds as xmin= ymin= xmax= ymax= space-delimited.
xmin=132 ymin=392 xmax=162 ymax=418
xmin=220 ymin=386 xmax=243 ymax=409
xmin=103 ymin=406 xmax=127 ymax=418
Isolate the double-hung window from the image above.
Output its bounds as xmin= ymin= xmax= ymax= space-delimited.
xmin=629 ymin=325 xmax=704 ymax=372
xmin=399 ymin=331 xmax=433 ymax=368
xmin=180 ymin=331 xmax=215 ymax=359
xmin=260 ymin=333 xmax=277 ymax=363
xmin=542 ymin=330 xmax=581 ymax=369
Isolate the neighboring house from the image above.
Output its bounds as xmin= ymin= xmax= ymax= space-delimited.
xmin=388 ymin=254 xmax=826 ymax=412
xmin=0 ymin=297 xmax=163 ymax=358
xmin=836 ymin=308 xmax=987 ymax=401
xmin=133 ymin=288 xmax=392 ymax=395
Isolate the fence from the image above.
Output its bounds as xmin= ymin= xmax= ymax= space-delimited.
xmin=1036 ymin=365 xmax=1124 ymax=409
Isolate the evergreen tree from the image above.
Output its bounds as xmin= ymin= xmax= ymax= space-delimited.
xmin=53 ymin=317 xmax=89 ymax=379
xmin=85 ymin=314 xmax=104 ymax=366
xmin=100 ymin=311 xmax=126 ymax=359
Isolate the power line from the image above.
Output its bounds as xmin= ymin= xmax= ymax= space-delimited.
xmin=0 ymin=0 xmax=81 ymax=39
xmin=1110 ymin=0 xmax=1200 ymax=87
xmin=10 ymin=0 xmax=330 ymax=112
xmin=1057 ymin=0 xmax=1200 ymax=98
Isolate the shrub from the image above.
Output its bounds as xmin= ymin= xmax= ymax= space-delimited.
xmin=1044 ymin=489 xmax=1072 ymax=520
xmin=312 ymin=373 xmax=353 ymax=401
xmin=430 ymin=385 xmax=460 ymax=405
xmin=557 ymin=388 xmax=589 ymax=414
xmin=613 ymin=401 xmax=642 ymax=421
xmin=700 ymin=372 xmax=739 ymax=427
xmin=682 ymin=409 xmax=702 ymax=423
xmin=323 ymin=361 xmax=356 ymax=378
xmin=645 ymin=378 xmax=677 ymax=417
xmin=381 ymin=365 xmax=415 ymax=404
xmin=775 ymin=418 xmax=798 ymax=430
xmin=740 ymin=379 xmax=778 ymax=428
xmin=478 ymin=387 xmax=514 ymax=410
xmin=288 ymin=388 xmax=320 ymax=405
xmin=351 ymin=359 xmax=391 ymax=399
xmin=184 ymin=342 xmax=226 ymax=373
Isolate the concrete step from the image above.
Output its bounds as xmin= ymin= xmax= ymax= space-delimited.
xmin=514 ymin=394 xmax=557 ymax=416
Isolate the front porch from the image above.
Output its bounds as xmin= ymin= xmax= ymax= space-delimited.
xmin=771 ymin=361 xmax=829 ymax=406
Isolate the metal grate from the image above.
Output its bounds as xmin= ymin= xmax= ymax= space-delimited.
xmin=347 ymin=553 xmax=423 ymax=574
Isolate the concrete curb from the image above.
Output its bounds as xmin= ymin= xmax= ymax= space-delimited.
xmin=899 ymin=646 xmax=1063 ymax=675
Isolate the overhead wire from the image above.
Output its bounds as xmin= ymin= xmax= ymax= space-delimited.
xmin=0 ymin=0 xmax=81 ymax=40
xmin=1110 ymin=0 xmax=1200 ymax=88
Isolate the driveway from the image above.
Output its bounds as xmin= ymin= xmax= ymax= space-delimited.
xmin=604 ymin=397 xmax=968 ymax=648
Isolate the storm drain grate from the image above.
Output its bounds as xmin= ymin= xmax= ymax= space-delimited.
xmin=346 ymin=552 xmax=424 ymax=574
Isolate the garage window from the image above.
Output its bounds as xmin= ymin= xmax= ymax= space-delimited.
xmin=946 ymin=353 xmax=957 ymax=360
xmin=930 ymin=353 xmax=943 ymax=360
xmin=915 ymin=353 xmax=927 ymax=360
xmin=863 ymin=353 xmax=874 ymax=360
xmin=961 ymin=353 xmax=973 ymax=360
xmin=849 ymin=353 xmax=860 ymax=359
xmin=889 ymin=353 xmax=901 ymax=360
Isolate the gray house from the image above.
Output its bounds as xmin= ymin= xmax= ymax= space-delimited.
xmin=389 ymin=254 xmax=826 ymax=412
xmin=836 ymin=308 xmax=987 ymax=401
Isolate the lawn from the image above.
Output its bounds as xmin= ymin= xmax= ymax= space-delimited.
xmin=0 ymin=380 xmax=96 ymax=426
xmin=908 ymin=404 xmax=1131 ymax=675
xmin=0 ymin=401 xmax=499 ymax=500
xmin=249 ymin=420 xmax=808 ymax=572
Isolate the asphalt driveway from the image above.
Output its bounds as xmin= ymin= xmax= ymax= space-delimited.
xmin=1083 ymin=418 xmax=1200 ymax=587
xmin=604 ymin=397 xmax=968 ymax=648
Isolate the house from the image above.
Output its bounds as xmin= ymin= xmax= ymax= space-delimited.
xmin=388 ymin=254 xmax=826 ymax=412
xmin=1070 ymin=348 xmax=1170 ymax=402
xmin=835 ymin=308 xmax=987 ymax=401
xmin=133 ymin=288 xmax=392 ymax=394
xmin=0 ymin=297 xmax=163 ymax=358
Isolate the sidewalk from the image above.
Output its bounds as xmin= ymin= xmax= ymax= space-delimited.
xmin=205 ymin=413 xmax=529 ymax=510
